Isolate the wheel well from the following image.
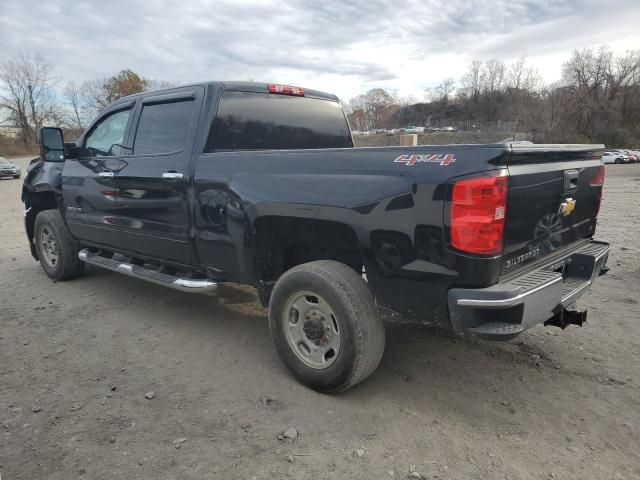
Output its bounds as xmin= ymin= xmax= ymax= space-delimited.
xmin=253 ymin=217 xmax=363 ymax=284
xmin=24 ymin=191 xmax=58 ymax=259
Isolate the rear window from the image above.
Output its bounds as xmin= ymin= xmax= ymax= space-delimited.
xmin=206 ymin=91 xmax=353 ymax=151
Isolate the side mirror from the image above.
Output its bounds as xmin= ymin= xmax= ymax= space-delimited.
xmin=38 ymin=127 xmax=65 ymax=162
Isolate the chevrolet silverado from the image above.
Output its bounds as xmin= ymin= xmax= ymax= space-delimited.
xmin=22 ymin=81 xmax=610 ymax=392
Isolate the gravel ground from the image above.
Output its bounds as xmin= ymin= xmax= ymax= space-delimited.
xmin=1 ymin=157 xmax=639 ymax=480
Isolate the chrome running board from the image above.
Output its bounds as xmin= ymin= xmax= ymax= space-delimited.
xmin=78 ymin=249 xmax=218 ymax=293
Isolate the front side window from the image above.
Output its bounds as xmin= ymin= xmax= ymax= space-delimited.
xmin=133 ymin=100 xmax=193 ymax=155
xmin=84 ymin=109 xmax=132 ymax=156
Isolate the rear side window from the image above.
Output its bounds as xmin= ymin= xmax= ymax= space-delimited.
xmin=134 ymin=100 xmax=193 ymax=155
xmin=206 ymin=91 xmax=353 ymax=151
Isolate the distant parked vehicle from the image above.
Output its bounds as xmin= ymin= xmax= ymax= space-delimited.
xmin=404 ymin=126 xmax=425 ymax=134
xmin=620 ymin=150 xmax=638 ymax=162
xmin=0 ymin=156 xmax=21 ymax=179
xmin=440 ymin=126 xmax=458 ymax=132
xmin=612 ymin=150 xmax=634 ymax=163
xmin=603 ymin=151 xmax=627 ymax=164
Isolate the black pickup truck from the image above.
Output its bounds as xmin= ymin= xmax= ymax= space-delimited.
xmin=23 ymin=81 xmax=610 ymax=392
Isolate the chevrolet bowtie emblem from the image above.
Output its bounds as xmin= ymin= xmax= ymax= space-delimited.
xmin=559 ymin=198 xmax=576 ymax=216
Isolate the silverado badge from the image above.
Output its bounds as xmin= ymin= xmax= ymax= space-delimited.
xmin=558 ymin=198 xmax=576 ymax=216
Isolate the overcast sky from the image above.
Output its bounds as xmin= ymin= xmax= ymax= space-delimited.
xmin=1 ymin=0 xmax=639 ymax=101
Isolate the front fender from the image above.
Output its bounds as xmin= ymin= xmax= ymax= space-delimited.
xmin=22 ymin=159 xmax=65 ymax=260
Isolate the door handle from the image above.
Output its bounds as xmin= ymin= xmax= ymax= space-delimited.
xmin=98 ymin=171 xmax=114 ymax=177
xmin=162 ymin=172 xmax=184 ymax=179
xmin=564 ymin=170 xmax=579 ymax=192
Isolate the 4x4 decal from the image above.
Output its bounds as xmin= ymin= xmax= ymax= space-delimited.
xmin=394 ymin=154 xmax=456 ymax=166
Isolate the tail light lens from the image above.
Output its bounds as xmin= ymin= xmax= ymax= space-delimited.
xmin=268 ymin=83 xmax=305 ymax=96
xmin=590 ymin=164 xmax=605 ymax=187
xmin=450 ymin=174 xmax=508 ymax=255
xmin=590 ymin=164 xmax=605 ymax=215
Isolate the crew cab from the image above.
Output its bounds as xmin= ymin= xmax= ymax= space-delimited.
xmin=23 ymin=81 xmax=610 ymax=392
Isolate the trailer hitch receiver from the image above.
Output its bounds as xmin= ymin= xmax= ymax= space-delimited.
xmin=544 ymin=307 xmax=587 ymax=330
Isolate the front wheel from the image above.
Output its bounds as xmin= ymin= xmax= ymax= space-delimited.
xmin=34 ymin=209 xmax=85 ymax=281
xmin=268 ymin=260 xmax=385 ymax=393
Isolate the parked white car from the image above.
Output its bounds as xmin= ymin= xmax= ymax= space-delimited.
xmin=603 ymin=151 xmax=628 ymax=164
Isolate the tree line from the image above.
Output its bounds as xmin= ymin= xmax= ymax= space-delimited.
xmin=347 ymin=47 xmax=640 ymax=147
xmin=2 ymin=47 xmax=640 ymax=151
xmin=0 ymin=53 xmax=160 ymax=148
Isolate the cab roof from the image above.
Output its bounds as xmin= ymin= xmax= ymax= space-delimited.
xmin=114 ymin=81 xmax=339 ymax=104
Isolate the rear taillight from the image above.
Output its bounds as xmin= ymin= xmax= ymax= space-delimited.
xmin=450 ymin=174 xmax=508 ymax=255
xmin=590 ymin=164 xmax=605 ymax=187
xmin=591 ymin=164 xmax=605 ymax=215
xmin=268 ymin=83 xmax=305 ymax=96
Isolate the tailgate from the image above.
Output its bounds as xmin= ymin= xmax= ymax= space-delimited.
xmin=502 ymin=144 xmax=605 ymax=276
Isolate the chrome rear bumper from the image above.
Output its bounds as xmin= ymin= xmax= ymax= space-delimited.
xmin=447 ymin=240 xmax=610 ymax=339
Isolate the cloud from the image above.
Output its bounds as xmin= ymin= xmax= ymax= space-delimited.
xmin=1 ymin=0 xmax=639 ymax=100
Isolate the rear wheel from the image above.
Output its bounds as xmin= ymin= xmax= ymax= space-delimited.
xmin=34 ymin=209 xmax=84 ymax=281
xmin=268 ymin=260 xmax=385 ymax=393
xmin=615 ymin=158 xmax=623 ymax=164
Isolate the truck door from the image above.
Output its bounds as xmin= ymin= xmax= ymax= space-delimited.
xmin=112 ymin=87 xmax=203 ymax=265
xmin=61 ymin=102 xmax=135 ymax=248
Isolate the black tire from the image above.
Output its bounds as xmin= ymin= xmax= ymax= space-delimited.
xmin=615 ymin=159 xmax=623 ymax=164
xmin=13 ymin=175 xmax=20 ymax=179
xmin=268 ymin=260 xmax=385 ymax=393
xmin=33 ymin=209 xmax=84 ymax=281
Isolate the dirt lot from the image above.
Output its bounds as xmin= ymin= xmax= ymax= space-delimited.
xmin=1 ymin=157 xmax=639 ymax=480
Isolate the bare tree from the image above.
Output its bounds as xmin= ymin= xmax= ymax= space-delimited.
xmin=363 ymin=88 xmax=395 ymax=128
xmin=63 ymin=81 xmax=89 ymax=129
xmin=348 ymin=94 xmax=367 ymax=131
xmin=392 ymin=92 xmax=416 ymax=107
xmin=483 ymin=59 xmax=505 ymax=94
xmin=79 ymin=69 xmax=149 ymax=117
xmin=562 ymin=46 xmax=612 ymax=99
xmin=426 ymin=78 xmax=456 ymax=104
xmin=507 ymin=56 xmax=541 ymax=91
xmin=0 ymin=53 xmax=59 ymax=146
xmin=347 ymin=89 xmax=395 ymax=130
xmin=460 ymin=60 xmax=484 ymax=103
xmin=608 ymin=50 xmax=640 ymax=100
